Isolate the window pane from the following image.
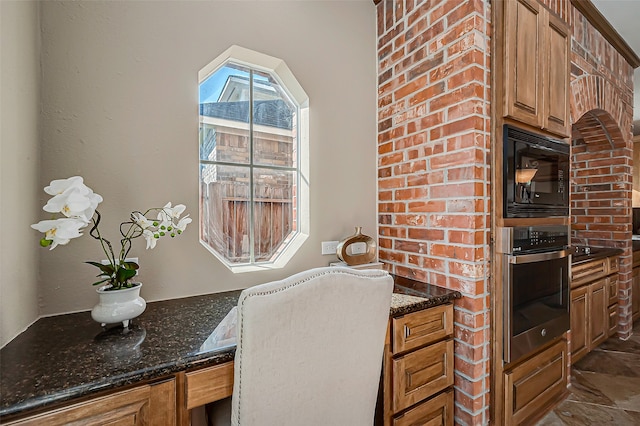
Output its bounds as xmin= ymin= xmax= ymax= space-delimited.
xmin=200 ymin=164 xmax=251 ymax=264
xmin=199 ymin=122 xmax=250 ymax=164
xmin=253 ymin=168 xmax=296 ymax=262
xmin=199 ymin=64 xmax=252 ymax=165
xmin=252 ymin=70 xmax=297 ymax=168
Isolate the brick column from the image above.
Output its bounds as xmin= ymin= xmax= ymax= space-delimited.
xmin=376 ymin=1 xmax=492 ymax=423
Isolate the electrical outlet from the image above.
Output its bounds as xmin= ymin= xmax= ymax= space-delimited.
xmin=321 ymin=241 xmax=339 ymax=255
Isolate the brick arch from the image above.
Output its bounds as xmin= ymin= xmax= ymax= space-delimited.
xmin=570 ymin=105 xmax=633 ymax=339
xmin=570 ymin=75 xmax=631 ymax=146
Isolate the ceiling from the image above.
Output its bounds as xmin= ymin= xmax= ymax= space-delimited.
xmin=591 ymin=0 xmax=640 ymax=133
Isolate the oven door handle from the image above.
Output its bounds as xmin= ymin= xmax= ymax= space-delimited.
xmin=507 ymin=249 xmax=570 ymax=264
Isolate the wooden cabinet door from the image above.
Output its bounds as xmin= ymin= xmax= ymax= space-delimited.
xmin=503 ymin=0 xmax=570 ymax=137
xmin=570 ymin=285 xmax=589 ymax=364
xmin=589 ymin=280 xmax=608 ymax=350
xmin=504 ymin=0 xmax=543 ymax=128
xmin=543 ymin=11 xmax=570 ymax=136
xmin=633 ymin=267 xmax=640 ymax=321
xmin=504 ymin=339 xmax=567 ymax=425
xmin=392 ymin=389 xmax=453 ymax=426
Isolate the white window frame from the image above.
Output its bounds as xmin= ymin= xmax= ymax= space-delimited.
xmin=198 ymin=45 xmax=309 ymax=273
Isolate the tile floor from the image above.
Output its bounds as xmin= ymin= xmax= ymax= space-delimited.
xmin=536 ymin=321 xmax=640 ymax=425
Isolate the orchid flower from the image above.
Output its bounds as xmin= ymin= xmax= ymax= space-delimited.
xmin=175 ymin=215 xmax=192 ymax=233
xmin=156 ymin=203 xmax=173 ymax=229
xmin=43 ymin=188 xmax=93 ymax=221
xmin=31 ymin=218 xmax=87 ymax=249
xmin=170 ymin=204 xmax=186 ymax=219
xmin=44 ymin=176 xmax=86 ymax=196
xmin=142 ymin=229 xmax=158 ymax=249
xmin=132 ymin=212 xmax=153 ymax=229
xmin=33 ymin=176 xmax=190 ymax=290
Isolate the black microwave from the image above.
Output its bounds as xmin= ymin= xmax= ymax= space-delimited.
xmin=503 ymin=125 xmax=570 ymax=218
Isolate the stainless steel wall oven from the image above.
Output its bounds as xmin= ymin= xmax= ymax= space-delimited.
xmin=498 ymin=225 xmax=570 ymax=364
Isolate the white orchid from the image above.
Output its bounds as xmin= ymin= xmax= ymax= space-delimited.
xmin=44 ymin=176 xmax=86 ymax=196
xmin=175 ymin=215 xmax=192 ymax=233
xmin=31 ymin=218 xmax=87 ymax=249
xmin=169 ymin=204 xmax=186 ymax=219
xmin=142 ymin=229 xmax=158 ymax=249
xmin=132 ymin=212 xmax=153 ymax=229
xmin=33 ymin=176 xmax=191 ymax=290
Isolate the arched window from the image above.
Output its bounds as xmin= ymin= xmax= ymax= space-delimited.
xmin=198 ymin=46 xmax=309 ymax=273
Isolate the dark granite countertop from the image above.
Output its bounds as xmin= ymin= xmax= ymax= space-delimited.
xmin=571 ymin=247 xmax=624 ymax=266
xmin=0 ymin=274 xmax=459 ymax=420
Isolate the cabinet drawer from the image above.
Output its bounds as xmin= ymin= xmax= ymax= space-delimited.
xmin=571 ymin=259 xmax=607 ymax=288
xmin=4 ymin=385 xmax=151 ymax=425
xmin=608 ymin=256 xmax=619 ymax=274
xmin=185 ymin=363 xmax=234 ymax=409
xmin=392 ymin=304 xmax=453 ymax=354
xmin=392 ymin=339 xmax=454 ymax=413
xmin=505 ymin=339 xmax=567 ymax=425
xmin=392 ymin=389 xmax=454 ymax=426
xmin=607 ymin=275 xmax=618 ymax=306
xmin=608 ymin=304 xmax=618 ymax=337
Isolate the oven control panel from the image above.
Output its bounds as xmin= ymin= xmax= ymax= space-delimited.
xmin=496 ymin=225 xmax=569 ymax=254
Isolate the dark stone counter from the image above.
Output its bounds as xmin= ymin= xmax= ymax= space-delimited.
xmin=0 ymin=274 xmax=459 ymax=419
xmin=571 ymin=247 xmax=624 ymax=266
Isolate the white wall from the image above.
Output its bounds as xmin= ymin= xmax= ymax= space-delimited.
xmin=36 ymin=1 xmax=378 ymax=314
xmin=1 ymin=1 xmax=41 ymax=346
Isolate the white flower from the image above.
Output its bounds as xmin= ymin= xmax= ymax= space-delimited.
xmin=170 ymin=204 xmax=186 ymax=219
xmin=175 ymin=215 xmax=192 ymax=233
xmin=44 ymin=176 xmax=86 ymax=196
xmin=132 ymin=212 xmax=153 ymax=229
xmin=157 ymin=203 xmax=173 ymax=229
xmin=142 ymin=229 xmax=158 ymax=249
xmin=82 ymin=191 xmax=103 ymax=222
xmin=31 ymin=218 xmax=87 ymax=249
xmin=42 ymin=177 xmax=103 ymax=222
xmin=43 ymin=188 xmax=92 ymax=220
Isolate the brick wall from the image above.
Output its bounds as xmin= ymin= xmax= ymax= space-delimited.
xmin=566 ymin=2 xmax=635 ymax=338
xmin=375 ymin=0 xmax=492 ymax=423
xmin=376 ymin=0 xmax=636 ymax=423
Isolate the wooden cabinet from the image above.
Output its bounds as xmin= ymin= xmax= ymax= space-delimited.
xmin=3 ymin=379 xmax=175 ymax=426
xmin=381 ymin=304 xmax=454 ymax=426
xmin=589 ymin=279 xmax=608 ymax=348
xmin=569 ymin=285 xmax=588 ymax=362
xmin=504 ymin=339 xmax=567 ymax=425
xmin=570 ymin=255 xmax=619 ymax=364
xmin=633 ymin=261 xmax=640 ymax=321
xmin=503 ymin=0 xmax=570 ymax=137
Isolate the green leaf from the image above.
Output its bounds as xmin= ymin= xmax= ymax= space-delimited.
xmin=92 ymin=278 xmax=111 ymax=286
xmin=85 ymin=261 xmax=115 ymax=275
xmin=115 ymin=266 xmax=137 ymax=284
xmin=122 ymin=261 xmax=139 ymax=270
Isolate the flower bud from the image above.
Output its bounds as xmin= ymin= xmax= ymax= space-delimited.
xmin=40 ymin=238 xmax=52 ymax=247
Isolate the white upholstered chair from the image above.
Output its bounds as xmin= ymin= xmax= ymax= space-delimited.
xmin=205 ymin=266 xmax=394 ymax=426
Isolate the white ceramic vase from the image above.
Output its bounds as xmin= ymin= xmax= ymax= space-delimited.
xmin=91 ymin=283 xmax=146 ymax=328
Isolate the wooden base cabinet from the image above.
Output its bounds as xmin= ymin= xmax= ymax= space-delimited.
xmin=633 ymin=263 xmax=640 ymax=321
xmin=570 ymin=255 xmax=619 ymax=364
xmin=4 ymin=379 xmax=175 ymax=426
xmin=381 ymin=304 xmax=454 ymax=426
xmin=504 ymin=339 xmax=568 ymax=426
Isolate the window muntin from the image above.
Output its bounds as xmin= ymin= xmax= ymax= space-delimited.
xmin=198 ymin=47 xmax=308 ymax=272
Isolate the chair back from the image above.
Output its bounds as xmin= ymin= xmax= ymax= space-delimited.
xmin=231 ymin=267 xmax=393 ymax=426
